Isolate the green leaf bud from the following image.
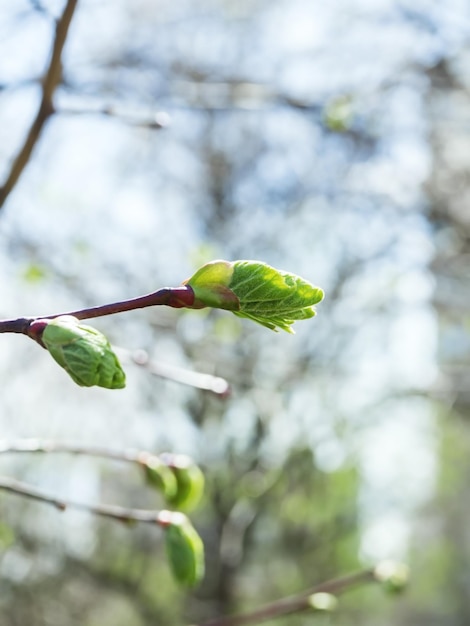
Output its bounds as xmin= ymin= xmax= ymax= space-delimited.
xmin=163 ymin=512 xmax=205 ymax=586
xmin=307 ymin=592 xmax=338 ymax=612
xmin=374 ymin=560 xmax=409 ymax=594
xmin=39 ymin=316 xmax=126 ymax=389
xmin=161 ymin=454 xmax=205 ymax=512
xmin=141 ymin=454 xmax=178 ymax=500
xmin=183 ymin=260 xmax=238 ymax=310
xmin=184 ymin=260 xmax=324 ymax=333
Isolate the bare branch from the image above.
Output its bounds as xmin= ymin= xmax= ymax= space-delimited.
xmin=0 ymin=473 xmax=177 ymax=526
xmin=123 ymin=349 xmax=231 ymax=396
xmin=0 ymin=0 xmax=79 ymax=209
xmin=0 ymin=286 xmax=195 ymax=336
xmin=0 ymin=438 xmax=201 ymax=469
xmin=58 ymin=101 xmax=171 ymax=129
xmin=0 ymin=438 xmax=152 ymax=463
xmin=195 ymin=569 xmax=377 ymax=626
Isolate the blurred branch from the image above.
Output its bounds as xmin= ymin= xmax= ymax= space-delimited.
xmin=28 ymin=0 xmax=48 ymax=14
xmin=0 ymin=438 xmax=203 ymax=470
xmin=0 ymin=438 xmax=161 ymax=463
xmin=0 ymin=0 xmax=78 ymax=209
xmin=121 ymin=348 xmax=230 ymax=396
xmin=195 ymin=567 xmax=387 ymax=626
xmin=0 ymin=473 xmax=177 ymax=526
xmin=58 ymin=101 xmax=171 ymax=129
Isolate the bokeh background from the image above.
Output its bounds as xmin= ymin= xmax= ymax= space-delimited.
xmin=0 ymin=0 xmax=470 ymax=624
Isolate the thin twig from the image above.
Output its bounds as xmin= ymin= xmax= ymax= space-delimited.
xmin=0 ymin=439 xmax=146 ymax=462
xmin=0 ymin=439 xmax=194 ymax=470
xmin=0 ymin=439 xmax=206 ymax=485
xmin=0 ymin=0 xmax=78 ymax=208
xmin=55 ymin=286 xmax=195 ymax=320
xmin=123 ymin=349 xmax=231 ymax=396
xmin=0 ymin=317 xmax=32 ymax=335
xmin=58 ymin=102 xmax=171 ymax=129
xmin=0 ymin=285 xmax=196 ymax=336
xmin=0 ymin=473 xmax=178 ymax=526
xmin=195 ymin=569 xmax=377 ymax=626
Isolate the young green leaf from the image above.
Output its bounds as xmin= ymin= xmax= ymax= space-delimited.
xmin=37 ymin=316 xmax=126 ymax=389
xmin=161 ymin=454 xmax=205 ymax=512
xmin=142 ymin=455 xmax=178 ymax=500
xmin=184 ymin=260 xmax=324 ymax=333
xmin=164 ymin=513 xmax=205 ymax=586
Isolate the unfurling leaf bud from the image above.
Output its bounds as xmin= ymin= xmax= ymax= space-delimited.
xmin=308 ymin=592 xmax=338 ymax=612
xmin=184 ymin=260 xmax=324 ymax=333
xmin=183 ymin=260 xmax=238 ymax=310
xmin=374 ymin=560 xmax=409 ymax=594
xmin=35 ymin=316 xmax=126 ymax=389
xmin=163 ymin=513 xmax=205 ymax=586
xmin=141 ymin=454 xmax=178 ymax=500
xmin=160 ymin=454 xmax=204 ymax=511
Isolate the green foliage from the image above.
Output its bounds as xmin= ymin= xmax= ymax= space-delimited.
xmin=243 ymin=446 xmax=361 ymax=602
xmin=162 ymin=454 xmax=205 ymax=512
xmin=323 ymin=95 xmax=354 ymax=132
xmin=21 ymin=263 xmax=47 ymax=283
xmin=185 ymin=259 xmax=324 ymax=333
xmin=0 ymin=522 xmax=15 ymax=550
xmin=184 ymin=259 xmax=239 ymax=310
xmin=142 ymin=456 xmax=178 ymax=501
xmin=230 ymin=260 xmax=324 ymax=333
xmin=142 ymin=454 xmax=204 ymax=510
xmin=164 ymin=514 xmax=205 ymax=586
xmin=40 ymin=316 xmax=126 ymax=389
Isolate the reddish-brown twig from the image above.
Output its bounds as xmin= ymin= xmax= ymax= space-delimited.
xmin=0 ymin=0 xmax=79 ymax=208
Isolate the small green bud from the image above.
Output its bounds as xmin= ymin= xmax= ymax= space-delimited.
xmin=374 ymin=560 xmax=409 ymax=594
xmin=183 ymin=260 xmax=238 ymax=310
xmin=38 ymin=316 xmax=126 ymax=389
xmin=323 ymin=95 xmax=354 ymax=132
xmin=307 ymin=592 xmax=338 ymax=612
xmin=161 ymin=454 xmax=205 ymax=512
xmin=184 ymin=260 xmax=324 ymax=333
xmin=163 ymin=512 xmax=205 ymax=586
xmin=141 ymin=454 xmax=178 ymax=500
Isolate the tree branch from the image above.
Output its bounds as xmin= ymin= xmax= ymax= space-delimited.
xmin=54 ymin=286 xmax=195 ymax=319
xmin=122 ymin=348 xmax=231 ymax=396
xmin=0 ymin=438 xmax=201 ymax=470
xmin=0 ymin=0 xmax=79 ymax=209
xmin=0 ymin=473 xmax=178 ymax=526
xmin=0 ymin=285 xmax=195 ymax=335
xmin=0 ymin=438 xmax=154 ymax=462
xmin=58 ymin=101 xmax=171 ymax=129
xmin=195 ymin=569 xmax=378 ymax=626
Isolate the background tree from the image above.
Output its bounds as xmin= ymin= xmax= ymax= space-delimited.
xmin=0 ymin=1 xmax=469 ymax=625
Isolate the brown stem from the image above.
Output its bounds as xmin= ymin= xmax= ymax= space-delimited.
xmin=0 ymin=439 xmax=145 ymax=462
xmin=0 ymin=285 xmax=196 ymax=335
xmin=196 ymin=569 xmax=376 ymax=626
xmin=0 ymin=439 xmax=189 ymax=470
xmin=0 ymin=317 xmax=33 ymax=335
xmin=0 ymin=473 xmax=178 ymax=526
xmin=55 ymin=286 xmax=194 ymax=320
xmin=0 ymin=0 xmax=79 ymax=209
